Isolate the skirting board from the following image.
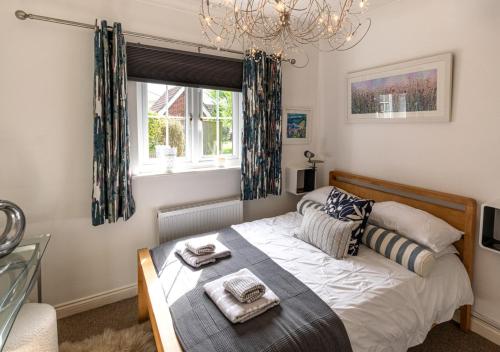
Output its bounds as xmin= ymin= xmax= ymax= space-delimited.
xmin=471 ymin=317 xmax=500 ymax=346
xmin=453 ymin=311 xmax=500 ymax=346
xmin=55 ymin=284 xmax=137 ymax=319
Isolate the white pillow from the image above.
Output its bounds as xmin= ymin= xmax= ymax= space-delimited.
xmin=302 ymin=186 xmax=333 ymax=205
xmin=302 ymin=186 xmax=353 ymax=205
xmin=433 ymin=245 xmax=459 ymax=259
xmin=368 ymin=201 xmax=463 ymax=253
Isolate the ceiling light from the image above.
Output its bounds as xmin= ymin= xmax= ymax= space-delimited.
xmin=200 ymin=0 xmax=371 ymax=62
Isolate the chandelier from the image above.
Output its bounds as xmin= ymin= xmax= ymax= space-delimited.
xmin=200 ymin=0 xmax=371 ymax=63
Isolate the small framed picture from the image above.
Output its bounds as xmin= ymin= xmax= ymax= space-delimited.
xmin=283 ymin=107 xmax=312 ymax=144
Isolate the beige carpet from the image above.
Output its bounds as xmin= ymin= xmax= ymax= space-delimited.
xmin=58 ymin=297 xmax=500 ymax=351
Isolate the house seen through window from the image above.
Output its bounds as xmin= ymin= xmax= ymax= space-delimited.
xmin=139 ymin=82 xmax=241 ymax=168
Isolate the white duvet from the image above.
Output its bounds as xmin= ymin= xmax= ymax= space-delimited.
xmin=232 ymin=212 xmax=474 ymax=352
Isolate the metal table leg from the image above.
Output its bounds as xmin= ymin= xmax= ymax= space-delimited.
xmin=37 ymin=264 xmax=42 ymax=303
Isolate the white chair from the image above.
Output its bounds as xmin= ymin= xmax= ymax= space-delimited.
xmin=4 ymin=303 xmax=58 ymax=352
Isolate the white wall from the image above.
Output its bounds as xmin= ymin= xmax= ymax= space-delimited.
xmin=0 ymin=0 xmax=318 ymax=306
xmin=318 ymin=0 xmax=500 ymax=326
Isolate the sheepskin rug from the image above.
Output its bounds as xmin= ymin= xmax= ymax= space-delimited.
xmin=59 ymin=323 xmax=156 ymax=352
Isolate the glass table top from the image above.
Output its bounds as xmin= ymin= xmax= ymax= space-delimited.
xmin=0 ymin=234 xmax=50 ymax=350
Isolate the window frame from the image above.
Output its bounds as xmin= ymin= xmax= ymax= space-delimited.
xmin=136 ymin=82 xmax=241 ymax=172
xmin=199 ymin=89 xmax=240 ymax=160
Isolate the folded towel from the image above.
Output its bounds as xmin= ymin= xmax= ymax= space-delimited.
xmin=223 ymin=275 xmax=266 ymax=303
xmin=185 ymin=240 xmax=215 ymax=255
xmin=175 ymin=240 xmax=230 ymax=268
xmin=204 ymin=268 xmax=280 ymax=323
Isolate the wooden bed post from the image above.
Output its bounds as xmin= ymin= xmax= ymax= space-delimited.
xmin=459 ymin=200 xmax=476 ymax=332
xmin=460 ymin=305 xmax=472 ymax=332
xmin=137 ymin=248 xmax=183 ymax=352
xmin=138 ymin=249 xmax=149 ymax=323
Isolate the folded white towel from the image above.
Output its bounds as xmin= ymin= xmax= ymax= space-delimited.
xmin=204 ymin=268 xmax=280 ymax=323
xmin=223 ymin=275 xmax=266 ymax=303
xmin=185 ymin=239 xmax=216 ymax=255
xmin=175 ymin=240 xmax=230 ymax=268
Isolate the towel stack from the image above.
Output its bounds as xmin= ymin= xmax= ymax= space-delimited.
xmin=175 ymin=238 xmax=231 ymax=268
xmin=175 ymin=237 xmax=279 ymax=323
xmin=204 ymin=268 xmax=280 ymax=323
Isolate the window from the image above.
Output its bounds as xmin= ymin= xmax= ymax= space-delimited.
xmin=137 ymin=82 xmax=241 ymax=171
xmin=202 ymin=89 xmax=235 ymax=156
xmin=145 ymin=84 xmax=188 ymax=159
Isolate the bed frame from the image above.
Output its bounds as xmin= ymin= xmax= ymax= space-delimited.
xmin=137 ymin=170 xmax=476 ymax=352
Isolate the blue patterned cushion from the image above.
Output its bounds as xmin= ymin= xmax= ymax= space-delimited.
xmin=325 ymin=187 xmax=374 ymax=256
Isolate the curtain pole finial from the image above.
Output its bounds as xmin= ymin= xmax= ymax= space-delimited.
xmin=15 ymin=10 xmax=29 ymax=20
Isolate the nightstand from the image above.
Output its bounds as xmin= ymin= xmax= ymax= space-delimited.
xmin=285 ymin=166 xmax=316 ymax=195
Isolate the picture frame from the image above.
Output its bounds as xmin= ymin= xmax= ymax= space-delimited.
xmin=283 ymin=107 xmax=312 ymax=144
xmin=347 ymin=53 xmax=453 ymax=122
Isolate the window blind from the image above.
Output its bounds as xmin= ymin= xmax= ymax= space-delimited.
xmin=126 ymin=43 xmax=243 ymax=92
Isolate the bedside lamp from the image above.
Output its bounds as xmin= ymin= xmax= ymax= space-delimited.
xmin=303 ymin=151 xmax=324 ymax=192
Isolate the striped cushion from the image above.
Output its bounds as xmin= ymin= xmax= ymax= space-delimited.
xmin=296 ymin=208 xmax=355 ymax=259
xmin=297 ymin=198 xmax=325 ymax=215
xmin=363 ymin=225 xmax=436 ymax=277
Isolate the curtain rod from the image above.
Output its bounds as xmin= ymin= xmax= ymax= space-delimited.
xmin=14 ymin=10 xmax=296 ymax=64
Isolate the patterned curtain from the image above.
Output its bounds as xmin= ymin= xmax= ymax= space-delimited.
xmin=92 ymin=21 xmax=135 ymax=226
xmin=241 ymin=51 xmax=282 ymax=201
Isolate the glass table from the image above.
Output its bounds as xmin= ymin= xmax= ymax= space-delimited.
xmin=0 ymin=234 xmax=50 ymax=350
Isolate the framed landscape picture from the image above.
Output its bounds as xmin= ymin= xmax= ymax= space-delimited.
xmin=283 ymin=107 xmax=312 ymax=144
xmin=347 ymin=53 xmax=453 ymax=122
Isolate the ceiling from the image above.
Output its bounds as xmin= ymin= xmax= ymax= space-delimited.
xmin=137 ymin=0 xmax=401 ymax=15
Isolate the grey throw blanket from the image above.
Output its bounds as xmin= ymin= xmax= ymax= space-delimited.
xmin=151 ymin=227 xmax=352 ymax=352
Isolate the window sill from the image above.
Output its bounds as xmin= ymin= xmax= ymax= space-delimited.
xmin=132 ymin=164 xmax=241 ymax=179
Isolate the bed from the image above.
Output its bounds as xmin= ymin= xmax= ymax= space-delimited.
xmin=137 ymin=170 xmax=476 ymax=352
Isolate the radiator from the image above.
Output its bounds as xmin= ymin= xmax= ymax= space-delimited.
xmin=157 ymin=197 xmax=243 ymax=244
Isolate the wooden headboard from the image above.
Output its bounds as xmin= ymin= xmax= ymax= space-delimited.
xmin=329 ymin=170 xmax=476 ymax=331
